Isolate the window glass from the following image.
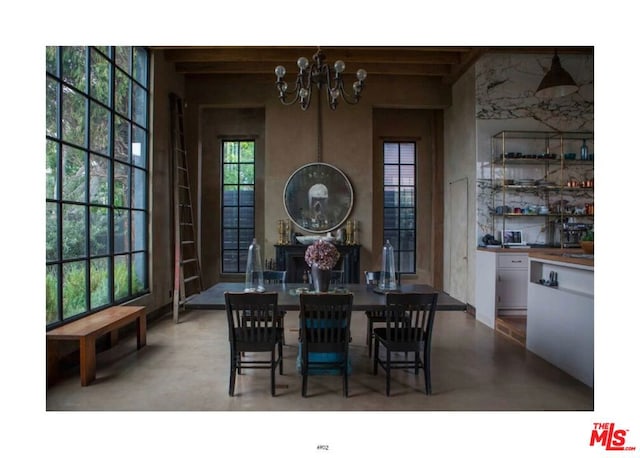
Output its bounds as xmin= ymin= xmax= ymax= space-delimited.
xmin=46 ymin=77 xmax=58 ymax=138
xmin=383 ymin=142 xmax=416 ymax=274
xmin=89 ymin=153 xmax=109 ymax=204
xmin=90 ymin=257 xmax=110 ymax=309
xmin=221 ymin=140 xmax=255 ymax=273
xmin=61 ymin=46 xmax=87 ymax=92
xmin=46 ymin=140 xmax=58 ymax=199
xmin=62 ymin=261 xmax=86 ymax=319
xmin=46 ymin=47 xmax=149 ymax=327
xmin=90 ymin=49 xmax=110 ymax=106
xmin=61 ymin=86 xmax=87 ymax=147
xmin=90 ymin=206 xmax=109 ymax=256
xmin=90 ymin=101 xmax=110 ymax=154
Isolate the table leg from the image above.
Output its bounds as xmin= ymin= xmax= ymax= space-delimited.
xmin=79 ymin=336 xmax=96 ymax=386
xmin=136 ymin=314 xmax=147 ymax=349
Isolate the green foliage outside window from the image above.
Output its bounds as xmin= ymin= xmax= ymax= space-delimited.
xmin=46 ymin=46 xmax=149 ymax=327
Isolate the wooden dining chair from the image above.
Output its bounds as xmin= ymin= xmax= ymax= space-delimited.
xmin=224 ymin=291 xmax=283 ymax=397
xmin=242 ymin=270 xmax=288 ymax=343
xmin=363 ymin=270 xmax=401 ymax=357
xmin=372 ymin=292 xmax=438 ymax=396
xmin=299 ymin=293 xmax=353 ymax=397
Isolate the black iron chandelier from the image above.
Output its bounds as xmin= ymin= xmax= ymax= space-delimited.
xmin=274 ymin=47 xmax=367 ymax=111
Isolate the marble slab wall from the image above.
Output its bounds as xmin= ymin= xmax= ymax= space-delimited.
xmin=474 ymin=53 xmax=594 ymax=246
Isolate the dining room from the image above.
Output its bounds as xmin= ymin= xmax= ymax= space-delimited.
xmin=43 ymin=42 xmax=598 ymax=399
xmin=37 ymin=33 xmax=623 ymax=458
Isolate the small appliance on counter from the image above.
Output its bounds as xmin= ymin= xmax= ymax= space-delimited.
xmin=481 ymin=234 xmax=501 ymax=248
xmin=550 ymin=221 xmax=592 ymax=247
xmin=498 ymin=229 xmax=526 ymax=246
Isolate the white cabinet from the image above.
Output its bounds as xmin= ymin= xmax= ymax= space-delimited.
xmin=526 ymin=256 xmax=593 ymax=387
xmin=475 ymin=250 xmax=528 ymax=329
xmin=496 ymin=253 xmax=527 ymax=316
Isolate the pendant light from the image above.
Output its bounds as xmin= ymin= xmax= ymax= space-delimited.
xmin=535 ymin=50 xmax=579 ymax=98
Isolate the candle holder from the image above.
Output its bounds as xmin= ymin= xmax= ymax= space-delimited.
xmin=345 ymin=220 xmax=354 ymax=245
xmin=352 ymin=220 xmax=359 ymax=245
xmin=277 ymin=220 xmax=287 ymax=245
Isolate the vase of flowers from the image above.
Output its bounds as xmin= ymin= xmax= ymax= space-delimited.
xmin=304 ymin=239 xmax=340 ymax=292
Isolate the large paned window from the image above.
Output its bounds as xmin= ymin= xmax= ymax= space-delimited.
xmin=221 ymin=140 xmax=255 ymax=273
xmin=383 ymin=142 xmax=416 ymax=274
xmin=46 ymin=46 xmax=150 ymax=328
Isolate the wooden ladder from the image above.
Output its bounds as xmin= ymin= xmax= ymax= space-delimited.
xmin=170 ymin=93 xmax=202 ymax=323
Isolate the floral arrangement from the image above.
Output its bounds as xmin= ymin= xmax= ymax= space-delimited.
xmin=304 ymin=239 xmax=340 ymax=271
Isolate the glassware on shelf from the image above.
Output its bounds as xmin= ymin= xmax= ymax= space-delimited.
xmin=244 ymin=238 xmax=265 ymax=292
xmin=580 ymin=139 xmax=589 ymax=161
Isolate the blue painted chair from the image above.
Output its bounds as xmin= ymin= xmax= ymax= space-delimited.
xmin=298 ymin=293 xmax=353 ymax=397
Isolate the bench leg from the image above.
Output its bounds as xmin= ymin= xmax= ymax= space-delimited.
xmin=136 ymin=314 xmax=147 ymax=349
xmin=79 ymin=336 xmax=96 ymax=386
xmin=47 ymin=340 xmax=59 ymax=387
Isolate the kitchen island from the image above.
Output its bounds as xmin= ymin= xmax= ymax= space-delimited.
xmin=526 ymin=252 xmax=594 ymax=387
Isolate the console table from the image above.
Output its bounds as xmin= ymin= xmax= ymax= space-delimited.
xmin=275 ymin=244 xmax=361 ymax=283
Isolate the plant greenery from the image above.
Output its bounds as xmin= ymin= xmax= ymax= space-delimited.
xmin=46 ymin=46 xmax=148 ymax=325
xmin=581 ymin=229 xmax=594 ymax=242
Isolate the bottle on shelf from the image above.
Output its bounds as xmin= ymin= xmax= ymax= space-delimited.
xmin=580 ymin=139 xmax=589 ymax=161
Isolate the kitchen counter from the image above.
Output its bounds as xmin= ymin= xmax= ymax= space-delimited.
xmin=477 ymin=247 xmax=593 ymax=267
xmin=526 ymin=253 xmax=593 ymax=387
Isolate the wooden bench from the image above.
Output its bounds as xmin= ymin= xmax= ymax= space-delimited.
xmin=47 ymin=306 xmax=147 ymax=386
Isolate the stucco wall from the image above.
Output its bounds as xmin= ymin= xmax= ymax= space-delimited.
xmin=443 ymin=67 xmax=477 ymax=305
xmin=148 ymin=50 xmax=185 ymax=313
xmin=182 ymin=72 xmax=450 ymax=287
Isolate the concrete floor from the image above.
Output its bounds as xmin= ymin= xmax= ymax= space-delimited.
xmin=45 ymin=308 xmax=593 ymax=411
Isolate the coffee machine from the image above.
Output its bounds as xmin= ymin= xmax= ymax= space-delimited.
xmin=550 ymin=219 xmax=592 ymax=247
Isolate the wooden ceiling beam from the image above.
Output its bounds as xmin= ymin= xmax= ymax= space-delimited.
xmin=174 ymin=61 xmax=452 ymax=77
xmin=162 ymin=46 xmax=468 ymax=65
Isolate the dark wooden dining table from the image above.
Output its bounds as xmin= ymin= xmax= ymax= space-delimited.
xmin=184 ymin=282 xmax=467 ymax=312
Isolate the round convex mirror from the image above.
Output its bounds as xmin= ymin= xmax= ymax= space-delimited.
xmin=283 ymin=162 xmax=354 ymax=234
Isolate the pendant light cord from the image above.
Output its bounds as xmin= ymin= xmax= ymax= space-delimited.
xmin=317 ymin=90 xmax=322 ymax=162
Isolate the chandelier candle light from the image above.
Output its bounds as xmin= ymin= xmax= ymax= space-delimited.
xmin=274 ymin=47 xmax=367 ymax=111
xmin=304 ymin=239 xmax=340 ymax=292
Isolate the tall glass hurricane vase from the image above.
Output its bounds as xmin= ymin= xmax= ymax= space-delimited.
xmin=244 ymin=238 xmax=265 ymax=292
xmin=378 ymin=239 xmax=397 ymax=290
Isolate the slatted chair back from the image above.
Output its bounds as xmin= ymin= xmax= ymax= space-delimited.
xmin=263 ymin=270 xmax=287 ymax=284
xmin=363 ymin=270 xmax=403 ymax=357
xmin=225 ymin=292 xmax=280 ymax=352
xmin=383 ymin=292 xmax=438 ymax=352
xmin=330 ymin=270 xmax=344 ymax=285
xmin=298 ymin=292 xmax=353 ymax=396
xmin=299 ymin=293 xmax=353 ymax=354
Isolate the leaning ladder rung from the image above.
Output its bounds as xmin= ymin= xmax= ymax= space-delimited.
xmin=182 ymin=258 xmax=197 ymax=264
xmin=182 ymin=240 xmax=195 ymax=245
xmin=184 ymin=275 xmax=200 ymax=283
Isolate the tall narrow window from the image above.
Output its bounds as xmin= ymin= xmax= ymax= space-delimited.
xmin=46 ymin=46 xmax=150 ymax=328
xmin=221 ymin=140 xmax=255 ymax=273
xmin=383 ymin=142 xmax=416 ymax=274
